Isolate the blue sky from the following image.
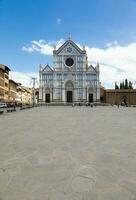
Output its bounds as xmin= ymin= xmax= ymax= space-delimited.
xmin=0 ymin=0 xmax=136 ymax=87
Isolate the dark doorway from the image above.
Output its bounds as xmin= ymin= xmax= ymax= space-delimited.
xmin=89 ymin=93 xmax=93 ymax=103
xmin=67 ymin=91 xmax=73 ymax=102
xmin=46 ymin=93 xmax=50 ymax=103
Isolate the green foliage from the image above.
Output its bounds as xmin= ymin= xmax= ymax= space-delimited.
xmin=122 ymin=81 xmax=125 ymax=89
xmin=117 ymin=79 xmax=133 ymax=90
xmin=124 ymin=79 xmax=128 ymax=89
xmin=115 ymin=82 xmax=119 ymax=89
xmin=129 ymin=81 xmax=133 ymax=89
xmin=120 ymin=82 xmax=122 ymax=89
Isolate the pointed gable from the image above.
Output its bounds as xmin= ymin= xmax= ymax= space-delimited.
xmin=87 ymin=65 xmax=97 ymax=73
xmin=55 ymin=39 xmax=85 ymax=55
xmin=42 ymin=64 xmax=53 ymax=72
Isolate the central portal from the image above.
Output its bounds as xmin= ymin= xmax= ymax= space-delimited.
xmin=46 ymin=93 xmax=50 ymax=103
xmin=67 ymin=91 xmax=73 ymax=103
xmin=89 ymin=93 xmax=93 ymax=103
xmin=65 ymin=81 xmax=74 ymax=103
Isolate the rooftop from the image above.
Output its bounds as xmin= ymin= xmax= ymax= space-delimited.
xmin=0 ymin=64 xmax=10 ymax=72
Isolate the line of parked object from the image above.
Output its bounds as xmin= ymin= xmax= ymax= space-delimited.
xmin=0 ymin=102 xmax=34 ymax=115
xmin=0 ymin=102 xmax=7 ymax=108
xmin=7 ymin=108 xmax=16 ymax=112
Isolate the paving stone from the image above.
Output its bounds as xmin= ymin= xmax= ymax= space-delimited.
xmin=0 ymin=106 xmax=136 ymax=199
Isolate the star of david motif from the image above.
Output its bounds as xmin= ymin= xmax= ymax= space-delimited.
xmin=67 ymin=47 xmax=72 ymax=53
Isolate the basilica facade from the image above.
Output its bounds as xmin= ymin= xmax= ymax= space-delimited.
xmin=39 ymin=38 xmax=100 ymax=103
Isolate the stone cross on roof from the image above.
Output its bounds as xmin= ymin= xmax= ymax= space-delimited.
xmin=68 ymin=33 xmax=72 ymax=40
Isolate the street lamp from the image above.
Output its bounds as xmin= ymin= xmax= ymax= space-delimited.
xmin=31 ymin=77 xmax=37 ymax=107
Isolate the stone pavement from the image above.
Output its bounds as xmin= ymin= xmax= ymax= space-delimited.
xmin=0 ymin=106 xmax=136 ymax=200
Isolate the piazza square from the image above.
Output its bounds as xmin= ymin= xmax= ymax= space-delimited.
xmin=1 ymin=1 xmax=136 ymax=200
xmin=0 ymin=106 xmax=136 ymax=200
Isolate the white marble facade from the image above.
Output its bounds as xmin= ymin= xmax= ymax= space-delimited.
xmin=39 ymin=38 xmax=100 ymax=103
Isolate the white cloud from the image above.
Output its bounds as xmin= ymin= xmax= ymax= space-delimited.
xmin=106 ymin=40 xmax=118 ymax=47
xmin=22 ymin=46 xmax=34 ymax=52
xmin=21 ymin=39 xmax=136 ymax=88
xmin=22 ymin=39 xmax=64 ymax=55
xmin=9 ymin=71 xmax=39 ymax=88
xmin=86 ymin=43 xmax=136 ymax=88
xmin=57 ymin=18 xmax=62 ymax=25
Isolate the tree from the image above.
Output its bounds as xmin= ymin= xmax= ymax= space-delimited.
xmin=129 ymin=81 xmax=133 ymax=89
xmin=122 ymin=81 xmax=125 ymax=89
xmin=124 ymin=79 xmax=129 ymax=89
xmin=115 ymin=82 xmax=119 ymax=89
xmin=118 ymin=79 xmax=133 ymax=90
xmin=120 ymin=82 xmax=122 ymax=89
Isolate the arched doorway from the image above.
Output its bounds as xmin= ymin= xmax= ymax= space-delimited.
xmin=122 ymin=95 xmax=127 ymax=106
xmin=46 ymin=94 xmax=50 ymax=103
xmin=65 ymin=81 xmax=74 ymax=103
xmin=45 ymin=87 xmax=51 ymax=103
xmin=88 ymin=87 xmax=93 ymax=103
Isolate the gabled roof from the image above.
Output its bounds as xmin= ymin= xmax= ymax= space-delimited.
xmin=55 ymin=39 xmax=84 ymax=54
xmin=87 ymin=65 xmax=97 ymax=73
xmin=42 ymin=64 xmax=54 ymax=72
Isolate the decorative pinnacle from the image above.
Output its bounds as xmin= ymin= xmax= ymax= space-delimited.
xmin=39 ymin=63 xmax=42 ymax=69
xmin=54 ymin=45 xmax=56 ymax=50
xmin=96 ymin=63 xmax=100 ymax=71
xmin=68 ymin=33 xmax=72 ymax=40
